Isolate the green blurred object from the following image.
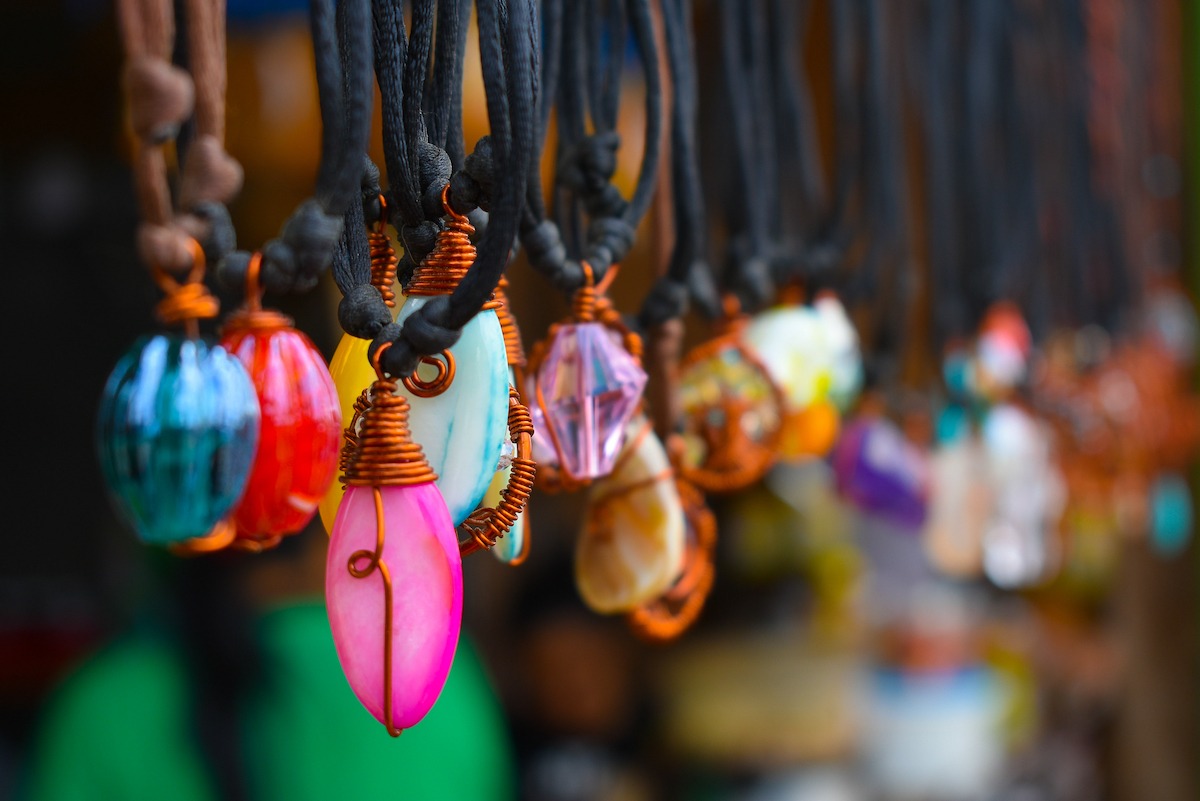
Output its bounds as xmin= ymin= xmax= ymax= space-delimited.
xmin=17 ymin=600 xmax=516 ymax=801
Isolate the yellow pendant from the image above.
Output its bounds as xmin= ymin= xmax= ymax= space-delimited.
xmin=319 ymin=331 xmax=377 ymax=533
xmin=575 ymin=415 xmax=686 ymax=614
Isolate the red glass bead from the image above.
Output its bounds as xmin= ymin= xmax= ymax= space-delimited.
xmin=221 ymin=322 xmax=342 ymax=542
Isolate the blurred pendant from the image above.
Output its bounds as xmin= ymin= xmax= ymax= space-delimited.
xmin=980 ymin=403 xmax=1065 ymax=589
xmin=575 ymin=414 xmax=686 ymax=614
xmin=922 ymin=432 xmax=991 ymax=578
xmin=626 ymin=474 xmax=716 ymax=643
xmin=97 ymin=333 xmax=260 ymax=548
xmin=676 ymin=299 xmax=785 ymax=494
xmin=1149 ymin=471 xmax=1192 ymax=556
xmin=220 ymin=256 xmax=341 ymax=549
xmin=831 ymin=415 xmax=929 ymax=530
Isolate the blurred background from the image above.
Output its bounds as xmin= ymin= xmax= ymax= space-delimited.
xmin=3 ymin=1 xmax=1199 ymax=800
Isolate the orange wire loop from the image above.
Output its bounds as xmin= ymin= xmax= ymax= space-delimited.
xmin=458 ymin=387 xmax=537 ymax=557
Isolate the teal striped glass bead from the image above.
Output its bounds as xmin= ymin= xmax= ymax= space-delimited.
xmin=96 ymin=334 xmax=261 ymax=546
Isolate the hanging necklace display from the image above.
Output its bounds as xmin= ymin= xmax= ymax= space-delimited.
xmin=517 ymin=0 xmax=691 ymax=620
xmin=322 ymin=0 xmax=538 ymax=551
xmin=99 ymin=0 xmax=259 ymax=552
xmin=519 ymin=0 xmax=663 ymax=486
xmin=624 ymin=0 xmax=717 ymax=642
xmin=213 ymin=0 xmax=372 ymax=552
xmin=325 ymin=342 xmax=461 ymax=736
xmin=741 ymin=0 xmax=867 ymax=462
xmin=672 ymin=0 xmax=787 ymax=497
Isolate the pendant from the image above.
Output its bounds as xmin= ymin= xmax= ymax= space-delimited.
xmin=575 ymin=414 xmax=686 ymax=614
xmin=327 ymin=482 xmax=462 ymax=733
xmin=741 ymin=291 xmax=862 ymax=461
xmin=326 ymin=345 xmax=462 ymax=735
xmin=98 ymin=334 xmax=260 ymax=549
xmin=831 ymin=414 xmax=930 ymax=530
xmin=220 ymin=254 xmax=342 ymax=549
xmin=525 ymin=263 xmax=647 ymax=488
xmin=922 ymin=430 xmax=991 ymax=578
xmin=1149 ymin=471 xmax=1192 ymax=556
xmin=676 ymin=300 xmax=785 ymax=494
xmin=979 ymin=403 xmax=1065 ymax=589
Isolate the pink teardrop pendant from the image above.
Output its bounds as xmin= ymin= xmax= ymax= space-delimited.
xmin=325 ymin=343 xmax=462 ymax=735
xmin=326 ymin=482 xmax=462 ymax=733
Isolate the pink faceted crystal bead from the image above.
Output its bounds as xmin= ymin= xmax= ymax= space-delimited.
xmin=326 ymin=482 xmax=463 ymax=733
xmin=534 ymin=321 xmax=647 ymax=480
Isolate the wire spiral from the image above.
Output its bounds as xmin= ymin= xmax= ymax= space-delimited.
xmin=626 ymin=475 xmax=717 ymax=642
xmin=458 ymin=387 xmax=536 ymax=558
xmin=343 ymin=343 xmax=438 ymax=487
xmin=369 ymin=197 xmax=399 ymax=308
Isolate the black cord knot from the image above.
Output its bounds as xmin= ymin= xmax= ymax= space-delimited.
xmin=557 ymin=132 xmax=621 ymax=196
xmin=338 ymin=284 xmax=393 ymax=339
xmin=638 ymin=276 xmax=691 ymax=328
xmin=282 ymin=198 xmax=345 ymax=279
xmin=369 ymin=295 xmax=463 ymax=377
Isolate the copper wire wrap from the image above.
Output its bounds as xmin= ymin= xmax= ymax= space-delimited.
xmin=151 ymin=238 xmax=219 ymax=339
xmin=626 ymin=475 xmax=717 ymax=642
xmin=674 ymin=297 xmax=785 ymax=495
xmin=494 ymin=276 xmax=526 ymax=368
xmin=457 ymin=387 xmax=537 ymax=558
xmin=167 ymin=518 xmax=238 ymax=557
xmin=343 ymin=343 xmax=438 ymax=487
xmin=406 ymin=185 xmax=499 ymax=310
xmin=346 ymin=486 xmax=403 ymax=736
xmin=218 ymin=252 xmax=301 ymax=553
xmin=524 ymin=263 xmax=645 ymax=492
xmin=336 ymin=388 xmax=373 ymax=496
xmin=220 ymin=251 xmax=295 ymax=336
xmin=369 ymin=195 xmax=399 ymax=308
xmin=401 ymin=351 xmax=457 ymax=398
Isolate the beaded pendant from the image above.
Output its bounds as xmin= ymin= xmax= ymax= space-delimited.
xmin=526 ymin=264 xmax=647 ymax=487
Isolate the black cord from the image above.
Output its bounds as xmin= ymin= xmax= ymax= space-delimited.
xmin=638 ymin=0 xmax=718 ymax=327
xmin=215 ymin=0 xmax=373 ymax=297
xmin=918 ymin=0 xmax=968 ymax=358
xmin=520 ymin=0 xmax=664 ymax=296
xmin=370 ymin=0 xmax=540 ymax=379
